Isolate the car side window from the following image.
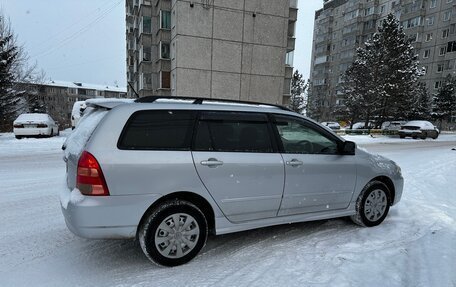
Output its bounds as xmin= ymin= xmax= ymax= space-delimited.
xmin=194 ymin=111 xmax=273 ymax=153
xmin=118 ymin=110 xmax=196 ymax=150
xmin=273 ymin=115 xmax=339 ymax=154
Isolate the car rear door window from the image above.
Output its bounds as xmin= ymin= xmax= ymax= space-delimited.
xmin=194 ymin=111 xmax=273 ymax=153
xmin=118 ymin=110 xmax=196 ymax=150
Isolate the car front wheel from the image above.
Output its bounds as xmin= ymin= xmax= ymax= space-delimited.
xmin=139 ymin=199 xmax=208 ymax=267
xmin=351 ymin=181 xmax=391 ymax=227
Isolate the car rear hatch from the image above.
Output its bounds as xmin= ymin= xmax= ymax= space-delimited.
xmin=62 ymin=99 xmax=132 ymax=190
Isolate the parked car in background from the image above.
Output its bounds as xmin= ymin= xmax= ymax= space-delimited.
xmin=71 ymin=101 xmax=86 ymax=129
xmin=398 ymin=120 xmax=439 ymax=139
xmin=61 ymin=97 xmax=403 ymax=267
xmin=13 ymin=113 xmax=59 ymax=139
xmin=381 ymin=121 xmax=407 ymax=131
xmin=352 ymin=121 xmax=375 ymax=129
xmin=320 ymin=121 xmax=341 ymax=130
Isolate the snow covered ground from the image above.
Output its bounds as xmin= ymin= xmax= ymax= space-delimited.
xmin=0 ymin=132 xmax=455 ymax=287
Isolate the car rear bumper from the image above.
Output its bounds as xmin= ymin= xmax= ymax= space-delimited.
xmin=398 ymin=130 xmax=421 ymax=137
xmin=14 ymin=127 xmax=52 ymax=136
xmin=60 ymin=188 xmax=162 ymax=239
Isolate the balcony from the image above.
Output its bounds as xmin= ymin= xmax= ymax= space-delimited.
xmin=290 ymin=0 xmax=298 ymax=9
xmin=289 ymin=7 xmax=297 ymax=22
xmin=287 ymin=37 xmax=296 ymax=52
xmin=285 ymin=65 xmax=293 ymax=79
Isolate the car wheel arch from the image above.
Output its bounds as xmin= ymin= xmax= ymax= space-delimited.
xmin=370 ymin=176 xmax=395 ymax=205
xmin=136 ymin=191 xmax=216 ymax=239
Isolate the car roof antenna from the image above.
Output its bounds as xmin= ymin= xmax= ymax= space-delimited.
xmin=127 ymin=81 xmax=140 ymax=98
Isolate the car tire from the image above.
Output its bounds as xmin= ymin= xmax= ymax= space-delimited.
xmin=412 ymin=135 xmax=417 ymax=139
xmin=139 ymin=199 xmax=208 ymax=267
xmin=421 ymin=132 xmax=427 ymax=140
xmin=432 ymin=132 xmax=438 ymax=139
xmin=399 ymin=134 xmax=405 ymax=139
xmin=351 ymin=181 xmax=391 ymax=227
xmin=15 ymin=135 xmax=22 ymax=139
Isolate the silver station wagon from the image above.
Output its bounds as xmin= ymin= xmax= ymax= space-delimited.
xmin=61 ymin=97 xmax=404 ymax=266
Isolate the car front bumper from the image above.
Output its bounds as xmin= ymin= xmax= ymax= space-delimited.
xmin=60 ymin=188 xmax=162 ymax=239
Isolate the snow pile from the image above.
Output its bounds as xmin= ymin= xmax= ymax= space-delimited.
xmin=60 ymin=188 xmax=85 ymax=210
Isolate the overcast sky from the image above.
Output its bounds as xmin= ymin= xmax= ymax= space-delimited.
xmin=1 ymin=0 xmax=323 ymax=87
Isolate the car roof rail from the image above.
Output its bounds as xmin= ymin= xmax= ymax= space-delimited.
xmin=134 ymin=96 xmax=293 ymax=112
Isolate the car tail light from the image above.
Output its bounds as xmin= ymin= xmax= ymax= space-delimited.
xmin=13 ymin=124 xmax=23 ymax=128
xmin=37 ymin=124 xmax=48 ymax=128
xmin=77 ymin=151 xmax=110 ymax=196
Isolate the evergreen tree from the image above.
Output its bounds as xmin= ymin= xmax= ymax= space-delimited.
xmin=432 ymin=74 xmax=456 ymax=127
xmin=288 ymin=70 xmax=307 ymax=114
xmin=407 ymin=82 xmax=431 ymax=120
xmin=0 ymin=16 xmax=19 ymax=130
xmin=342 ymin=13 xmax=423 ymax=127
xmin=0 ymin=13 xmax=43 ymax=130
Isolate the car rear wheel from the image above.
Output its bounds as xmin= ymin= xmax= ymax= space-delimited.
xmin=139 ymin=199 xmax=208 ymax=267
xmin=15 ymin=135 xmax=22 ymax=139
xmin=351 ymin=181 xmax=391 ymax=227
xmin=421 ymin=132 xmax=427 ymax=140
xmin=399 ymin=134 xmax=405 ymax=139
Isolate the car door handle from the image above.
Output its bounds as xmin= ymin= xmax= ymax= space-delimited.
xmin=286 ymin=159 xmax=303 ymax=166
xmin=200 ymin=159 xmax=224 ymax=167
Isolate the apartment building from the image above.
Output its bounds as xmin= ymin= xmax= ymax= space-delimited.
xmin=126 ymin=0 xmax=298 ymax=105
xmin=309 ymin=0 xmax=456 ymax=121
xmin=20 ymin=81 xmax=127 ymax=128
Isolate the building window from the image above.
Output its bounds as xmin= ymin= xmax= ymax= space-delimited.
xmin=425 ymin=33 xmax=433 ymax=42
xmin=142 ymin=46 xmax=151 ymax=61
xmin=160 ymin=71 xmax=171 ymax=89
xmin=402 ymin=16 xmax=422 ymax=29
xmin=440 ymin=46 xmax=447 ymax=56
xmin=430 ymin=0 xmax=437 ymax=8
xmin=365 ymin=7 xmax=374 ymax=16
xmin=160 ymin=42 xmax=170 ymax=59
xmin=443 ymin=10 xmax=451 ymax=21
xmin=380 ymin=5 xmax=386 ymax=14
xmin=427 ymin=16 xmax=435 ymax=26
xmin=424 ymin=49 xmax=430 ymax=58
xmin=434 ymin=81 xmax=442 ymax=89
xmin=448 ymin=41 xmax=456 ymax=52
xmin=142 ymin=16 xmax=151 ymax=33
xmin=445 ymin=60 xmax=454 ymax=70
xmin=451 ymin=23 xmax=456 ymax=34
xmin=442 ymin=28 xmax=450 ymax=38
xmin=160 ymin=10 xmax=171 ymax=29
xmin=437 ymin=63 xmax=444 ymax=72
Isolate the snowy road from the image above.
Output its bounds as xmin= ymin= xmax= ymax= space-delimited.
xmin=0 ymin=133 xmax=455 ymax=287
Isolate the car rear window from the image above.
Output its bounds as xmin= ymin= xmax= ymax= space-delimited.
xmin=118 ymin=110 xmax=197 ymax=150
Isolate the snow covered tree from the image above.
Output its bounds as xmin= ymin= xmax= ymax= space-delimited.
xmin=432 ymin=74 xmax=456 ymax=127
xmin=0 ymin=13 xmax=43 ymax=131
xmin=406 ymin=82 xmax=431 ymax=120
xmin=342 ymin=13 xmax=423 ymax=127
xmin=288 ymin=70 xmax=307 ymax=114
xmin=0 ymin=15 xmax=20 ymax=131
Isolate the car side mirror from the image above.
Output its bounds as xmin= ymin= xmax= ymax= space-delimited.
xmin=340 ymin=141 xmax=356 ymax=155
